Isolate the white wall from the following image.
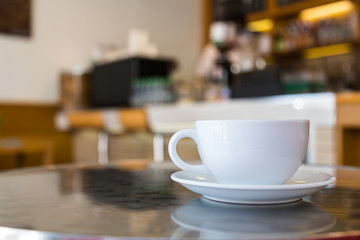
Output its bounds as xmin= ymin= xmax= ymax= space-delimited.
xmin=0 ymin=0 xmax=203 ymax=103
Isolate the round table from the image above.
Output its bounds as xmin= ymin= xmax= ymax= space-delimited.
xmin=0 ymin=163 xmax=359 ymax=240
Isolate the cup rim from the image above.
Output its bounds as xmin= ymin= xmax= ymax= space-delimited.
xmin=195 ymin=119 xmax=310 ymax=124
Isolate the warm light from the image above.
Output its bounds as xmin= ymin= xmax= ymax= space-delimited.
xmin=300 ymin=0 xmax=354 ymax=21
xmin=293 ymin=98 xmax=304 ymax=110
xmin=303 ymin=43 xmax=352 ymax=59
xmin=247 ymin=18 xmax=274 ymax=32
xmin=196 ymin=176 xmax=207 ymax=180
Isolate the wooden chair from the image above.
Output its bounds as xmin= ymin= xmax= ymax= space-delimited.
xmin=0 ymin=137 xmax=53 ymax=168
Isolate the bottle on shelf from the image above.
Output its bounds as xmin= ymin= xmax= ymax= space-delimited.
xmin=130 ymin=76 xmax=175 ymax=107
xmin=273 ymin=12 xmax=358 ymax=54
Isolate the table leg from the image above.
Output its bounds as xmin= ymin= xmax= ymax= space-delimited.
xmin=153 ymin=133 xmax=165 ymax=163
xmin=98 ymin=131 xmax=109 ymax=164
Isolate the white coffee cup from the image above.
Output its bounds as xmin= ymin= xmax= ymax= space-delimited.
xmin=168 ymin=120 xmax=309 ymax=185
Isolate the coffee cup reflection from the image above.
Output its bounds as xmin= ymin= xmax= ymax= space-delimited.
xmin=171 ymin=198 xmax=335 ymax=239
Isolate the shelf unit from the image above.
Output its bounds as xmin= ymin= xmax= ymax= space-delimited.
xmin=247 ymin=0 xmax=360 ymax=94
xmin=201 ymin=0 xmax=360 ymax=96
xmin=205 ymin=0 xmax=360 ymax=57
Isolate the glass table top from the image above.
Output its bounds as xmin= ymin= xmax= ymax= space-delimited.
xmin=0 ymin=162 xmax=358 ymax=239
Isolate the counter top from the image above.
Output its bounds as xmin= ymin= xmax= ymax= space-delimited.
xmin=56 ymin=92 xmax=336 ymax=133
xmin=57 ymin=92 xmax=360 ymax=131
xmin=56 ymin=93 xmax=336 ymax=165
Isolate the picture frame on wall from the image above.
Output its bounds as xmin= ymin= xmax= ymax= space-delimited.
xmin=0 ymin=0 xmax=31 ymax=37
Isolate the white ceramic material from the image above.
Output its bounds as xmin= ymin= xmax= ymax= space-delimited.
xmin=168 ymin=119 xmax=310 ymax=185
xmin=171 ymin=169 xmax=336 ymax=204
xmin=171 ymin=198 xmax=336 ymax=239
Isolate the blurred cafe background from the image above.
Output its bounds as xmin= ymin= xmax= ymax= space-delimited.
xmin=1 ymin=0 xmax=360 ymax=170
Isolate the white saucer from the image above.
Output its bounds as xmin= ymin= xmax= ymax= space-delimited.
xmin=171 ymin=168 xmax=336 ymax=204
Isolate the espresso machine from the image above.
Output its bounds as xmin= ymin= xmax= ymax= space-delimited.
xmin=210 ymin=0 xmax=282 ymax=99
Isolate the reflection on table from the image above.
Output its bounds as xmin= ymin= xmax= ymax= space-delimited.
xmin=172 ymin=198 xmax=335 ymax=239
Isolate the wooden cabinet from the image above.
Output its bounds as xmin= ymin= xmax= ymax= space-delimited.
xmin=336 ymin=92 xmax=360 ymax=166
xmin=0 ymin=103 xmax=72 ymax=169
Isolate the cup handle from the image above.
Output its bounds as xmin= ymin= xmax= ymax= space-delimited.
xmin=168 ymin=129 xmax=209 ymax=174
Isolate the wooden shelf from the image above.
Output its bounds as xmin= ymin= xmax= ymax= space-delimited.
xmin=273 ymin=41 xmax=356 ymax=60
xmin=246 ymin=0 xmax=359 ymax=62
xmin=247 ymin=0 xmax=353 ymax=21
